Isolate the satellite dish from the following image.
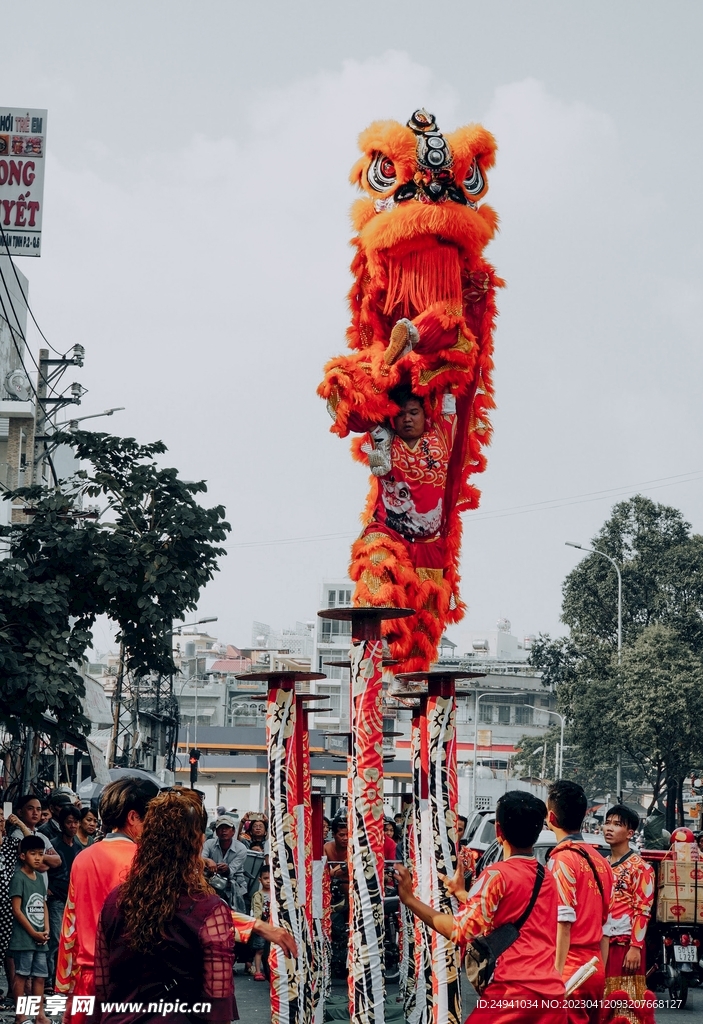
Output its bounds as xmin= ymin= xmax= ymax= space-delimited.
xmin=5 ymin=370 xmax=31 ymax=402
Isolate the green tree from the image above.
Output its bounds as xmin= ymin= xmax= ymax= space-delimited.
xmin=562 ymin=495 xmax=703 ymax=652
xmin=0 ymin=431 xmax=230 ymax=739
xmin=617 ymin=625 xmax=703 ymax=816
xmin=530 ymin=496 xmax=703 ymax=817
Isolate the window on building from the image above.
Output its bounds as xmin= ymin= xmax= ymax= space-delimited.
xmin=498 ymin=705 xmax=510 ymax=725
xmin=321 ymin=619 xmax=351 ymax=642
xmin=475 ymin=796 xmax=492 ymax=812
xmin=479 ymin=704 xmax=493 ymax=724
xmin=314 ymin=685 xmax=341 ymax=718
xmin=515 ymin=705 xmax=534 ymax=726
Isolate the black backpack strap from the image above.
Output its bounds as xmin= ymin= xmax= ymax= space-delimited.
xmin=514 ymin=862 xmax=545 ymax=930
xmin=569 ymin=845 xmax=604 ymax=899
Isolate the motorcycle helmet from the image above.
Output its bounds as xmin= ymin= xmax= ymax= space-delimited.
xmin=670 ymin=826 xmax=696 ymax=844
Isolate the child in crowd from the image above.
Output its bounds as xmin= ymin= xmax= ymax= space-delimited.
xmin=249 ymin=866 xmax=272 ymax=981
xmin=9 ymin=837 xmax=50 ymax=1024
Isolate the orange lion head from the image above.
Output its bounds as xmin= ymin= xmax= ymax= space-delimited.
xmin=347 ymin=109 xmax=498 ymax=337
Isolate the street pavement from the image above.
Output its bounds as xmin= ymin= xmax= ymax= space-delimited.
xmin=1 ymin=966 xmax=702 ymax=1021
xmin=233 ymin=968 xmax=703 ymax=1022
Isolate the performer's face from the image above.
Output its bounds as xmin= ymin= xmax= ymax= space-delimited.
xmin=393 ymin=400 xmax=425 ymax=441
xmin=602 ymin=815 xmax=633 ymax=847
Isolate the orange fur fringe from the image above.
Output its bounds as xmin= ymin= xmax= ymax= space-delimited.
xmin=318 ymin=114 xmax=502 ymax=673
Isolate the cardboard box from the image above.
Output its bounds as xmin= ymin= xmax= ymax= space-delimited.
xmin=656 ymin=894 xmax=703 ymax=924
xmin=661 ymin=861 xmax=703 ymax=885
xmin=672 ymin=843 xmax=702 ymax=862
xmin=659 ymin=880 xmax=696 ymax=901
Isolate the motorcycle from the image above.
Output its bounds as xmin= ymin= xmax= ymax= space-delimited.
xmin=646 ymin=921 xmax=703 ymax=1008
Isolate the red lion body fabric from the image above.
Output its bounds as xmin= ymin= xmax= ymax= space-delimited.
xmin=318 ymin=110 xmax=501 ymax=672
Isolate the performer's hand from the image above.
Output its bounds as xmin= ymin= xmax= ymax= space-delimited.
xmin=394 ymin=865 xmax=414 ymax=903
xmin=440 ymin=867 xmax=468 ymax=904
xmin=254 ymin=919 xmax=298 ymax=958
xmin=623 ymin=946 xmax=641 ymax=974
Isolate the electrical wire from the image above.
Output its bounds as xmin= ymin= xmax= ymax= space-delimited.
xmin=225 ymin=468 xmax=703 ymax=550
xmin=0 ymin=224 xmax=63 ymax=356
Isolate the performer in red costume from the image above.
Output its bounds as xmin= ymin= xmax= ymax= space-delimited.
xmin=546 ymin=782 xmax=614 ymax=1024
xmin=346 ymin=385 xmax=457 ymax=580
xmin=395 ymin=791 xmax=566 ymax=1024
xmin=319 ymin=109 xmax=500 ymax=674
xmin=601 ymin=805 xmax=655 ymax=1024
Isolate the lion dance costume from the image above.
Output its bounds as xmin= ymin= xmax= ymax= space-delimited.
xmin=318 ymin=109 xmax=501 ymax=672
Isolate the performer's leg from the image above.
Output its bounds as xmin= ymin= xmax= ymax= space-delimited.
xmin=350 ymin=530 xmax=417 ymax=660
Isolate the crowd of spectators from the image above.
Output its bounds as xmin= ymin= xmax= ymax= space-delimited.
xmin=0 ymin=784 xmax=289 ymax=1023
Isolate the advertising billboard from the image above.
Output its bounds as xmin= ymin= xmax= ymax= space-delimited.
xmin=0 ymin=107 xmax=48 ymax=257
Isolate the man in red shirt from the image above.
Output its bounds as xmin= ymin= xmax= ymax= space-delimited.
xmin=546 ymin=781 xmax=614 ymax=1024
xmin=601 ymin=805 xmax=654 ymax=999
xmin=395 ymin=791 xmax=566 ymax=1023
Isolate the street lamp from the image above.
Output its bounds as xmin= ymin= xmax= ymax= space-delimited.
xmin=566 ymin=541 xmax=623 ymax=798
xmin=520 ymin=705 xmax=566 ymax=780
xmin=565 ymin=543 xmax=622 ymax=663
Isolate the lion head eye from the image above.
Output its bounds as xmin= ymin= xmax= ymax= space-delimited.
xmin=367 ymin=153 xmax=397 ymax=192
xmin=463 ymin=158 xmax=485 ymax=197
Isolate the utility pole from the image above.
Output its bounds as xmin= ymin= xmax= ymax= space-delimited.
xmin=109 ymin=643 xmax=125 ymax=767
xmin=32 ymin=343 xmax=85 ymax=486
xmin=32 ymin=348 xmax=48 ymax=485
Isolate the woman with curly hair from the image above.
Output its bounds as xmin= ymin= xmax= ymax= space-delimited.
xmin=94 ymin=790 xmax=295 ymax=1024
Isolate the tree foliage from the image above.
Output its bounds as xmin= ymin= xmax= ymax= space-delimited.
xmin=0 ymin=432 xmax=230 ymax=738
xmin=617 ymin=625 xmax=703 ymax=802
xmin=562 ymin=495 xmax=703 ymax=652
xmin=530 ymin=496 xmax=703 ymax=805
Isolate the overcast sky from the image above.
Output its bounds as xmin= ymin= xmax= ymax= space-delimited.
xmin=2 ymin=1 xmax=702 ymax=654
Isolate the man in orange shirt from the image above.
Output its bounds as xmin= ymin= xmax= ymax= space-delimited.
xmin=55 ymin=779 xmax=159 ymax=1021
xmin=396 ymin=791 xmax=566 ymax=1023
xmin=546 ymin=781 xmax=614 ymax=1024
